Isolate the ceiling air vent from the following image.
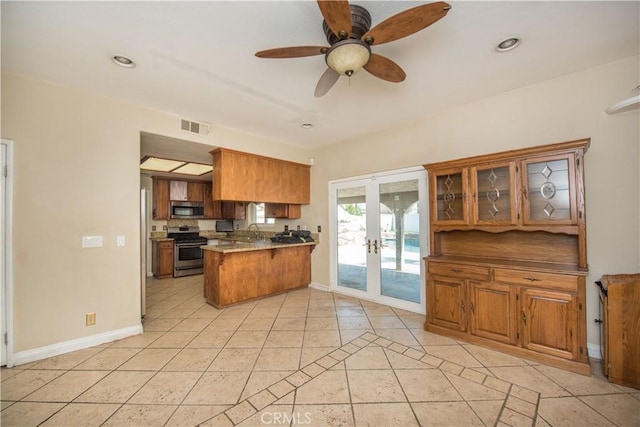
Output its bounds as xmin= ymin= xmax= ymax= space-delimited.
xmin=180 ymin=118 xmax=210 ymax=136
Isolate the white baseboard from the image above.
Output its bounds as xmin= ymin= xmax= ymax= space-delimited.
xmin=308 ymin=282 xmax=331 ymax=292
xmin=12 ymin=324 xmax=143 ymax=367
xmin=587 ymin=343 xmax=602 ymax=360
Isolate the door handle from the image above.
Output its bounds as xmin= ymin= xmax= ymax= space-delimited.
xmin=373 ymin=239 xmax=378 ymax=254
xmin=362 ymin=239 xmax=371 ymax=253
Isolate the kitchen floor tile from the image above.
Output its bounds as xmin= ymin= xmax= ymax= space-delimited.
xmin=5 ymin=275 xmax=639 ymax=427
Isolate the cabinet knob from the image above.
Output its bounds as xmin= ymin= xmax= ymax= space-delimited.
xmin=524 ymin=277 xmax=541 ymax=282
xmin=451 ymin=268 xmax=463 ymax=273
xmin=521 ymin=311 xmax=527 ymax=325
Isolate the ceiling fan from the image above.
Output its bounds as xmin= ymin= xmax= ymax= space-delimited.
xmin=255 ymin=1 xmax=451 ymax=97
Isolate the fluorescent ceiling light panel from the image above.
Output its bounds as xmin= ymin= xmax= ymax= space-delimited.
xmin=140 ymin=157 xmax=186 ymax=172
xmin=172 ymin=163 xmax=213 ymax=176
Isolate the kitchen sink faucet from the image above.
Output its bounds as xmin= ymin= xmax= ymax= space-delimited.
xmin=247 ymin=223 xmax=261 ymax=239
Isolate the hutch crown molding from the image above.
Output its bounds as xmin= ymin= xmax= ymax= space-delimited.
xmin=424 ymin=138 xmax=590 ymax=374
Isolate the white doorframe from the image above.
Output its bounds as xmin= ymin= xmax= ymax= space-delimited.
xmin=1 ymin=139 xmax=15 ymax=367
xmin=329 ymin=166 xmax=428 ymax=314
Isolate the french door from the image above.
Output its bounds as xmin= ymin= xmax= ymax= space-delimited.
xmin=330 ymin=168 xmax=427 ymax=313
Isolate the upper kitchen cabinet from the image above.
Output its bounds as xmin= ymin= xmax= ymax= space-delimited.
xmin=211 ymin=148 xmax=310 ymax=204
xmin=152 ymin=177 xmax=170 ymax=220
xmin=170 ymin=180 xmax=204 ymax=202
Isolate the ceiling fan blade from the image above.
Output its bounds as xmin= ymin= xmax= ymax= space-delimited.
xmin=317 ymin=0 xmax=352 ymax=38
xmin=363 ymin=53 xmax=406 ymax=83
xmin=314 ymin=67 xmax=340 ymax=97
xmin=362 ymin=1 xmax=451 ymax=46
xmin=255 ymin=46 xmax=327 ymax=58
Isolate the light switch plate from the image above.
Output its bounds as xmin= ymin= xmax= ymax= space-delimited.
xmin=116 ymin=236 xmax=125 ymax=247
xmin=82 ymin=236 xmax=103 ymax=248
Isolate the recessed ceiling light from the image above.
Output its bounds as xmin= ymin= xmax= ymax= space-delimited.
xmin=112 ymin=55 xmax=136 ymax=68
xmin=496 ymin=37 xmax=520 ymax=52
xmin=301 ymin=123 xmax=314 ymax=129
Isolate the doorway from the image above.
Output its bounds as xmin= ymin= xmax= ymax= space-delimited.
xmin=330 ymin=168 xmax=428 ymax=314
xmin=1 ymin=139 xmax=14 ymax=366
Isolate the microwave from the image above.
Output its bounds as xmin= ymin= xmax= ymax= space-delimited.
xmin=170 ymin=201 xmax=205 ymax=219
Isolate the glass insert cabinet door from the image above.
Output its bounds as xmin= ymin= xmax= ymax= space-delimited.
xmin=521 ymin=153 xmax=577 ymax=224
xmin=431 ymin=169 xmax=468 ymax=224
xmin=471 ymin=163 xmax=517 ymax=224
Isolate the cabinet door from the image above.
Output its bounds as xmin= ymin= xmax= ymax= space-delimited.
xmin=222 ymin=202 xmax=246 ymax=220
xmin=521 ymin=153 xmax=577 ymax=225
xmin=158 ymin=242 xmax=174 ymax=277
xmin=170 ymin=180 xmax=188 ymax=201
xmin=264 ymin=203 xmax=302 ymax=219
xmin=471 ymin=162 xmax=518 ymax=225
xmin=469 ymin=282 xmax=517 ymax=344
xmin=187 ymin=182 xmax=204 ymax=202
xmin=521 ymin=287 xmax=578 ymax=360
xmin=427 ymin=276 xmax=467 ymax=331
xmin=153 ymin=178 xmax=170 ymax=220
xmin=430 ymin=168 xmax=469 ymax=225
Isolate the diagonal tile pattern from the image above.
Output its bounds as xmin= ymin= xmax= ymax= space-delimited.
xmin=2 ymin=274 xmax=639 ymax=426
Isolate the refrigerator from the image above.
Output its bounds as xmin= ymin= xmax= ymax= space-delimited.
xmin=140 ymin=188 xmax=147 ymax=318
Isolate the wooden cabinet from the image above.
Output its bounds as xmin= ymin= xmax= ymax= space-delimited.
xmin=152 ymin=178 xmax=170 ymax=220
xmin=211 ymin=148 xmax=310 ymax=204
xmin=427 ymin=142 xmax=586 ymax=265
xmin=204 ymin=245 xmax=313 ymax=308
xmin=152 ymin=240 xmax=174 ymax=278
xmin=154 ymin=178 xmax=206 ymax=219
xmin=264 ymin=203 xmax=302 ymax=219
xmin=170 ymin=180 xmax=204 ymax=202
xmin=520 ymin=287 xmax=578 ymax=360
xmin=203 ymin=183 xmax=245 ymax=220
xmin=424 ymin=139 xmax=590 ymax=375
xmin=469 ymin=281 xmax=517 ymax=345
xmin=600 ymin=274 xmax=640 ymax=389
xmin=221 ymin=201 xmax=246 ymax=220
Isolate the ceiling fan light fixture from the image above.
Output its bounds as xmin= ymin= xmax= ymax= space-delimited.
xmin=325 ymin=39 xmax=371 ymax=76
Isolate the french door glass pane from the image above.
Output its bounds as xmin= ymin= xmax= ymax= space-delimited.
xmin=379 ymin=179 xmax=421 ymax=303
xmin=337 ymin=186 xmax=367 ymax=292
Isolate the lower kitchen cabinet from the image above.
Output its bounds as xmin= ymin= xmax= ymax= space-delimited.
xmin=152 ymin=240 xmax=174 ymax=279
xmin=425 ymin=258 xmax=588 ymax=374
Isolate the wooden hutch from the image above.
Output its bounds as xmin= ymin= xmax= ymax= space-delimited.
xmin=423 ymin=139 xmax=590 ymax=374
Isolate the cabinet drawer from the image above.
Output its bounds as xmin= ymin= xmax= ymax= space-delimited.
xmin=428 ymin=262 xmax=490 ymax=281
xmin=494 ymin=268 xmax=577 ymax=291
xmin=159 ymin=241 xmax=174 ymax=250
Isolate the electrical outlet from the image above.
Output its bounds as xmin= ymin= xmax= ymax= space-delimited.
xmin=86 ymin=312 xmax=96 ymax=326
xmin=317 ymin=225 xmax=321 ymax=232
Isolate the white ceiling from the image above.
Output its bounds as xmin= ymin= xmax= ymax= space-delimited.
xmin=2 ymin=1 xmax=639 ymax=153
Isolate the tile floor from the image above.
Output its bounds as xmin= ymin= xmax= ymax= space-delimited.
xmin=2 ymin=275 xmax=639 ymax=426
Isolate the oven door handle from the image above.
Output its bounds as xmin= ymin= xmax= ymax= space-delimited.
xmin=174 ymin=242 xmax=205 ymax=248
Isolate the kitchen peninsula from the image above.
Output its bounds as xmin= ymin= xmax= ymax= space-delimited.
xmin=202 ymin=239 xmax=317 ymax=308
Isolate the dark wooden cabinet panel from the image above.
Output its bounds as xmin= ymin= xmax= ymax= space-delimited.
xmin=152 ymin=240 xmax=173 ymax=278
xmin=152 ymin=178 xmax=170 ymax=220
xmin=264 ymin=203 xmax=302 ymax=219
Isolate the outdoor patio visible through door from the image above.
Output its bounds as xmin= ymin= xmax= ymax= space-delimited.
xmin=330 ymin=168 xmax=427 ymax=314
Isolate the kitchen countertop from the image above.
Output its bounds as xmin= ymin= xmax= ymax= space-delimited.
xmin=201 ymin=240 xmax=316 ymax=254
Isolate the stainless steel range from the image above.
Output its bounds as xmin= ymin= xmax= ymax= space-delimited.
xmin=167 ymin=226 xmax=208 ymax=277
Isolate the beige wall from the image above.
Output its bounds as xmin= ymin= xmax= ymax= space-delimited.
xmin=308 ymin=56 xmax=640 ymax=349
xmin=1 ymin=72 xmax=310 ymax=354
xmin=2 ymin=55 xmax=638 ymax=358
